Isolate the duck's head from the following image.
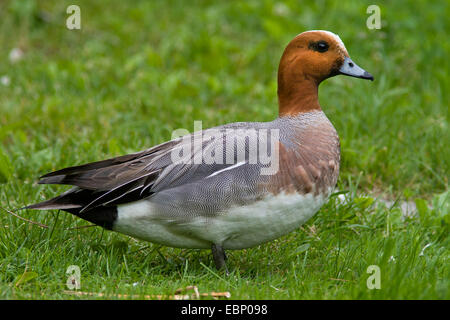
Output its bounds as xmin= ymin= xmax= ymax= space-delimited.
xmin=278 ymin=30 xmax=373 ymax=116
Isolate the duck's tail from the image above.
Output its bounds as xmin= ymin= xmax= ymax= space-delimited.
xmin=23 ymin=188 xmax=118 ymax=230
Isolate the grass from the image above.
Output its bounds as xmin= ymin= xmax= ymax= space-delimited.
xmin=0 ymin=0 xmax=448 ymax=299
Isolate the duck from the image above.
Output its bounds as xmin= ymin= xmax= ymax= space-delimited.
xmin=25 ymin=30 xmax=373 ymax=272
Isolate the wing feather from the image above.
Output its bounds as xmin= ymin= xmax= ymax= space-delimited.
xmin=34 ymin=127 xmax=253 ymax=210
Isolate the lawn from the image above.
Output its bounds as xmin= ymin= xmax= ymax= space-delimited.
xmin=0 ymin=0 xmax=448 ymax=299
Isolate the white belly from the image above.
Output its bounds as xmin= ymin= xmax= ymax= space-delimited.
xmin=113 ymin=191 xmax=330 ymax=250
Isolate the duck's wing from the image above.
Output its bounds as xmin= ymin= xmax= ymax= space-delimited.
xmin=26 ymin=125 xmax=271 ymax=213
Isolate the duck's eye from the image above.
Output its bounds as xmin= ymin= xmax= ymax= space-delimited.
xmin=309 ymin=40 xmax=329 ymax=53
xmin=317 ymin=41 xmax=329 ymax=52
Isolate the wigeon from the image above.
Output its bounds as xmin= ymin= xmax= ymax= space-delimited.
xmin=26 ymin=30 xmax=373 ymax=272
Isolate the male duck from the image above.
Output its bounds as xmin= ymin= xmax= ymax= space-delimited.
xmin=26 ymin=30 xmax=373 ymax=271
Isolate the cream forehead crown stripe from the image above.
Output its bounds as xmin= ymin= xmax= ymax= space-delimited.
xmin=300 ymin=30 xmax=347 ymax=52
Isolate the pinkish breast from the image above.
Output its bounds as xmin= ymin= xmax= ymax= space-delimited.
xmin=261 ymin=111 xmax=340 ymax=196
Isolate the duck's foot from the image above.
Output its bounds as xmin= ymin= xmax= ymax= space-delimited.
xmin=211 ymin=244 xmax=229 ymax=275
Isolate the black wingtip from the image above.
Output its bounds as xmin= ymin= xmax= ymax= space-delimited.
xmin=22 ymin=201 xmax=82 ymax=211
xmin=38 ymin=175 xmax=65 ymax=185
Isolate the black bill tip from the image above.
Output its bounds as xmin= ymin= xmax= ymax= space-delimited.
xmin=362 ymin=71 xmax=374 ymax=81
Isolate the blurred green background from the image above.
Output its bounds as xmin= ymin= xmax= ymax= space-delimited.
xmin=0 ymin=0 xmax=448 ymax=299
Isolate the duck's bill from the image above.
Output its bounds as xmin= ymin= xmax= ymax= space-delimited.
xmin=339 ymin=57 xmax=374 ymax=81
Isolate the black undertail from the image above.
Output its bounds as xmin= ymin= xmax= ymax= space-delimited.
xmin=65 ymin=206 xmax=118 ymax=230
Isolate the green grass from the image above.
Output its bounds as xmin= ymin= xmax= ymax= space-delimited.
xmin=0 ymin=0 xmax=448 ymax=299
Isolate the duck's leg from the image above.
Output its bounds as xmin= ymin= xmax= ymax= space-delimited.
xmin=211 ymin=244 xmax=229 ymax=274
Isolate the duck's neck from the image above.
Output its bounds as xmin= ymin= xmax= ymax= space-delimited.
xmin=277 ymin=77 xmax=322 ymax=117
